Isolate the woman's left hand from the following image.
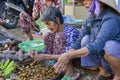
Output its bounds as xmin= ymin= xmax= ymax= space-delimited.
xmin=53 ymin=53 xmax=71 ymax=74
xmin=28 ymin=50 xmax=44 ymax=61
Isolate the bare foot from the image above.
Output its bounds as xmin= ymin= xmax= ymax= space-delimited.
xmin=65 ymin=64 xmax=80 ymax=80
xmin=113 ymin=76 xmax=120 ymax=80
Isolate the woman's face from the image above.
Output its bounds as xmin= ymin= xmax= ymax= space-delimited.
xmin=44 ymin=21 xmax=59 ymax=32
xmin=82 ymin=0 xmax=93 ymax=10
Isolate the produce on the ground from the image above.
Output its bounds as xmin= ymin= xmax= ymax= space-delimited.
xmin=0 ymin=59 xmax=16 ymax=78
xmin=0 ymin=49 xmax=29 ymax=62
xmin=0 ymin=40 xmax=21 ymax=52
xmin=0 ymin=71 xmax=5 ymax=80
xmin=18 ymin=60 xmax=57 ymax=80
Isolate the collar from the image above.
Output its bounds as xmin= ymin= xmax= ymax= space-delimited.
xmin=95 ymin=8 xmax=108 ymax=20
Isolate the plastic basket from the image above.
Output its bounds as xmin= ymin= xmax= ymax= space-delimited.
xmin=19 ymin=40 xmax=45 ymax=52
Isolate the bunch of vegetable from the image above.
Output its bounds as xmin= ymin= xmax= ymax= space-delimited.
xmin=0 ymin=59 xmax=16 ymax=78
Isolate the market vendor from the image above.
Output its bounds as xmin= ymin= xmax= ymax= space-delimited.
xmin=19 ymin=0 xmax=63 ymax=40
xmin=54 ymin=0 xmax=120 ymax=80
xmin=29 ymin=6 xmax=81 ymax=80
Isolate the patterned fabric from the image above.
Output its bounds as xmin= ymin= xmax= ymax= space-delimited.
xmin=44 ymin=32 xmax=55 ymax=54
xmin=53 ymin=32 xmax=66 ymax=54
xmin=19 ymin=12 xmax=40 ymax=33
xmin=64 ymin=25 xmax=81 ymax=52
xmin=44 ymin=32 xmax=66 ymax=55
xmin=44 ymin=25 xmax=80 ymax=54
xmin=33 ymin=0 xmax=63 ymax=17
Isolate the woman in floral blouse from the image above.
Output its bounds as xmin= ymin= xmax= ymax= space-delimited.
xmin=29 ymin=6 xmax=81 ymax=80
xmin=19 ymin=0 xmax=63 ymax=40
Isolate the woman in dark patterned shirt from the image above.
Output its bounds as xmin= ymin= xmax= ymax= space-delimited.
xmin=29 ymin=6 xmax=81 ymax=80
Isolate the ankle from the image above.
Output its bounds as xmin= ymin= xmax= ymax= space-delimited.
xmin=99 ymin=72 xmax=112 ymax=77
xmin=99 ymin=67 xmax=111 ymax=77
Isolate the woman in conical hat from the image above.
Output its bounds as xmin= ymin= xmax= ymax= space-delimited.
xmin=54 ymin=0 xmax=120 ymax=80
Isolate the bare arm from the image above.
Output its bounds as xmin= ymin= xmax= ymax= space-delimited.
xmin=43 ymin=54 xmax=60 ymax=60
xmin=43 ymin=49 xmax=76 ymax=60
xmin=54 ymin=47 xmax=89 ymax=73
xmin=67 ymin=47 xmax=89 ymax=60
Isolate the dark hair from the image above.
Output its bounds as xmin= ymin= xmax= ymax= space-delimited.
xmin=41 ymin=6 xmax=64 ymax=24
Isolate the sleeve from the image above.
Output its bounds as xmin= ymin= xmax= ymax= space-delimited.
xmin=86 ymin=17 xmax=120 ymax=54
xmin=55 ymin=0 xmax=63 ymax=14
xmin=72 ymin=21 xmax=91 ymax=50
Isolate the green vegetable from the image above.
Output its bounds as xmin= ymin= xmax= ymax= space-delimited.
xmin=2 ymin=59 xmax=10 ymax=70
xmin=4 ymin=66 xmax=16 ymax=78
xmin=0 ymin=62 xmax=4 ymax=69
xmin=5 ymin=61 xmax=15 ymax=71
xmin=0 ymin=62 xmax=2 ymax=67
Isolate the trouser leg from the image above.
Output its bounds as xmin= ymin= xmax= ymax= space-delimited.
xmin=104 ymin=41 xmax=120 ymax=79
xmin=81 ymin=35 xmax=102 ymax=66
xmin=81 ymin=35 xmax=112 ymax=74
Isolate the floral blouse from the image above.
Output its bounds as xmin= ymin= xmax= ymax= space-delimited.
xmin=64 ymin=25 xmax=80 ymax=52
xmin=33 ymin=0 xmax=63 ymax=17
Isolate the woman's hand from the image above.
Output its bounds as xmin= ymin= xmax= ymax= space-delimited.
xmin=0 ymin=19 xmax=4 ymax=25
xmin=53 ymin=53 xmax=71 ymax=74
xmin=28 ymin=50 xmax=44 ymax=61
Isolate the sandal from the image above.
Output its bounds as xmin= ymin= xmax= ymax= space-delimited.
xmin=51 ymin=72 xmax=65 ymax=80
xmin=95 ymin=74 xmax=113 ymax=80
xmin=61 ymin=72 xmax=80 ymax=80
xmin=72 ymin=72 xmax=80 ymax=80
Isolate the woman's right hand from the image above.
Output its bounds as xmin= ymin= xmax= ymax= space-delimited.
xmin=28 ymin=50 xmax=44 ymax=61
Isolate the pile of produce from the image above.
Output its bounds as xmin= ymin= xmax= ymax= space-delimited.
xmin=0 ymin=40 xmax=21 ymax=52
xmin=0 ymin=49 xmax=29 ymax=62
xmin=0 ymin=59 xmax=16 ymax=78
xmin=18 ymin=60 xmax=57 ymax=80
xmin=0 ymin=71 xmax=5 ymax=80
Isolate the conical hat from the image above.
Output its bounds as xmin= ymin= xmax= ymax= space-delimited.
xmin=100 ymin=0 xmax=119 ymax=14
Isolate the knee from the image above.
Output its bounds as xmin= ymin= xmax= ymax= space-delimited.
xmin=104 ymin=40 xmax=118 ymax=53
xmin=104 ymin=53 xmax=111 ymax=60
xmin=104 ymin=40 xmax=120 ymax=60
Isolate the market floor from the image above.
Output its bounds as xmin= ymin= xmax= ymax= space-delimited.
xmin=1 ymin=26 xmax=102 ymax=80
